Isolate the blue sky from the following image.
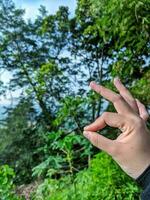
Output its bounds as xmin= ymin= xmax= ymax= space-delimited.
xmin=13 ymin=0 xmax=77 ymax=19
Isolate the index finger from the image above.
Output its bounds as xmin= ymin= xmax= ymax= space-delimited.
xmin=90 ymin=81 xmax=136 ymax=115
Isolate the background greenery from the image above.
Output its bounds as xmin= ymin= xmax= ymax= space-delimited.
xmin=0 ymin=0 xmax=149 ymax=199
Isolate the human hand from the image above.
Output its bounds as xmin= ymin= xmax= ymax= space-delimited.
xmin=83 ymin=78 xmax=150 ymax=179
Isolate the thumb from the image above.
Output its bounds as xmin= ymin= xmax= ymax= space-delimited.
xmin=83 ymin=131 xmax=116 ymax=155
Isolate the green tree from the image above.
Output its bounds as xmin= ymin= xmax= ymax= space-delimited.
xmin=0 ymin=0 xmax=149 ymax=193
xmin=76 ymin=0 xmax=150 ymax=103
xmin=0 ymin=0 xmax=94 ymax=184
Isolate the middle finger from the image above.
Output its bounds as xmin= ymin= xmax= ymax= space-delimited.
xmin=90 ymin=81 xmax=136 ymax=115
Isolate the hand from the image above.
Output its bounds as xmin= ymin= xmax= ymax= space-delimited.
xmin=83 ymin=78 xmax=150 ymax=179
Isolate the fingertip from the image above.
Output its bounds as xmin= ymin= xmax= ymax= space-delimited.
xmin=84 ymin=126 xmax=89 ymax=131
xmin=135 ymin=98 xmax=139 ymax=102
xmin=89 ymin=81 xmax=96 ymax=88
xmin=114 ymin=77 xmax=121 ymax=84
xmin=83 ymin=131 xmax=91 ymax=139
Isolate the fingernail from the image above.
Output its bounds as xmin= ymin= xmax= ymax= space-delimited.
xmin=89 ymin=81 xmax=96 ymax=87
xmin=84 ymin=126 xmax=89 ymax=130
xmin=114 ymin=77 xmax=121 ymax=82
xmin=83 ymin=131 xmax=90 ymax=139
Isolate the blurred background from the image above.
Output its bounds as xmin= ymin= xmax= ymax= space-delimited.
xmin=0 ymin=0 xmax=149 ymax=199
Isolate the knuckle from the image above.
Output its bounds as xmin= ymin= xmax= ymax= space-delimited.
xmin=93 ymin=135 xmax=99 ymax=148
xmin=121 ymin=87 xmax=129 ymax=95
xmin=130 ymin=99 xmax=137 ymax=105
xmin=130 ymin=98 xmax=135 ymax=102
xmin=131 ymin=99 xmax=139 ymax=109
xmin=140 ymin=102 xmax=145 ymax=108
xmin=113 ymin=94 xmax=123 ymax=103
xmin=102 ymin=112 xmax=109 ymax=118
xmin=129 ymin=116 xmax=144 ymax=129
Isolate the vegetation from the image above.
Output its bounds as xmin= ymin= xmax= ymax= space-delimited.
xmin=32 ymin=152 xmax=141 ymax=200
xmin=0 ymin=0 xmax=149 ymax=199
xmin=0 ymin=165 xmax=23 ymax=200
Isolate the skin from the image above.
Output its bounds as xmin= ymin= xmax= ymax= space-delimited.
xmin=83 ymin=78 xmax=150 ymax=179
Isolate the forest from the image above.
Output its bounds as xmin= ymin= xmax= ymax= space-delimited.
xmin=0 ymin=0 xmax=150 ymax=199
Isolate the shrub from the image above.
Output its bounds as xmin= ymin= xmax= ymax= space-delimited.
xmin=32 ymin=152 xmax=141 ymax=200
xmin=0 ymin=165 xmax=23 ymax=200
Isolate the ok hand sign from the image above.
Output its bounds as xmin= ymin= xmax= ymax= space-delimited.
xmin=84 ymin=78 xmax=150 ymax=179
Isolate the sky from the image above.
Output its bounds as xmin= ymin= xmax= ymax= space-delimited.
xmin=0 ymin=0 xmax=77 ymax=106
xmin=13 ymin=0 xmax=76 ymax=19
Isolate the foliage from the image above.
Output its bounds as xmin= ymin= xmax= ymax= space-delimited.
xmin=0 ymin=165 xmax=23 ymax=200
xmin=76 ymin=0 xmax=150 ymax=98
xmin=32 ymin=152 xmax=141 ymax=200
xmin=32 ymin=130 xmax=93 ymax=178
xmin=0 ymin=99 xmax=42 ymax=184
xmin=0 ymin=0 xmax=149 ymax=198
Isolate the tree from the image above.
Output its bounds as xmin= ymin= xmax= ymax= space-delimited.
xmin=0 ymin=1 xmax=94 ymax=184
xmin=0 ymin=0 xmax=149 ymax=189
xmin=0 ymin=1 xmax=72 ymax=127
xmin=76 ymin=0 xmax=150 ymax=104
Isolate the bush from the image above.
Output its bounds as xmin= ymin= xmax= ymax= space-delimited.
xmin=32 ymin=152 xmax=141 ymax=200
xmin=0 ymin=165 xmax=23 ymax=200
